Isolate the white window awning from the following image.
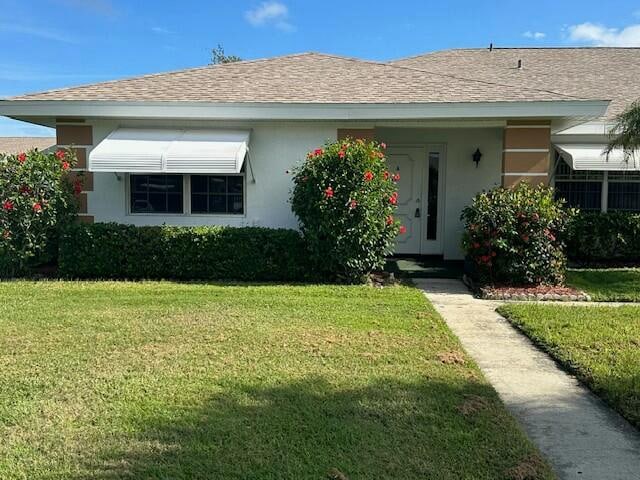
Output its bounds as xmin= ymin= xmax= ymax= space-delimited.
xmin=89 ymin=128 xmax=250 ymax=174
xmin=555 ymin=144 xmax=640 ymax=171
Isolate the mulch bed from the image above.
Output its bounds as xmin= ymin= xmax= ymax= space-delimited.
xmin=479 ymin=284 xmax=591 ymax=302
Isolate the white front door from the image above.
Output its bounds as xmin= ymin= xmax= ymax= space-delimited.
xmin=386 ymin=145 xmax=445 ymax=255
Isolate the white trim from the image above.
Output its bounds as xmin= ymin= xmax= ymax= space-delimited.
xmin=0 ymin=99 xmax=610 ymax=121
xmin=503 ymin=148 xmax=550 ymax=153
xmin=502 ymin=172 xmax=548 ymax=177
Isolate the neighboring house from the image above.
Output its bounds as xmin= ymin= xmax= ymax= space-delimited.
xmin=0 ymin=48 xmax=635 ymax=259
xmin=0 ymin=137 xmax=55 ymax=155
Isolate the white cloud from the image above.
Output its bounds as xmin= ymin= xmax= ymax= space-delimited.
xmin=245 ymin=1 xmax=294 ymax=32
xmin=523 ymin=31 xmax=546 ymax=40
xmin=151 ymin=26 xmax=171 ymax=35
xmin=569 ymin=22 xmax=640 ymax=46
xmin=0 ymin=23 xmax=77 ymax=43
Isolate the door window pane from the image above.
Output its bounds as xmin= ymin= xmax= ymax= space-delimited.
xmin=130 ymin=175 xmax=184 ymax=213
xmin=426 ymin=153 xmax=439 ymax=240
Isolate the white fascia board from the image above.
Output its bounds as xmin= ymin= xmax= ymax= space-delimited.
xmin=0 ymin=100 xmax=610 ymax=121
xmin=554 ymin=121 xmax=614 ymax=135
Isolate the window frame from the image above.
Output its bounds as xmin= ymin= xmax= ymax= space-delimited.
xmin=126 ymin=173 xmax=247 ymax=217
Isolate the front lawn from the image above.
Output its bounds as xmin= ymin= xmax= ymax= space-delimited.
xmin=499 ymin=304 xmax=640 ymax=429
xmin=566 ymin=268 xmax=640 ymax=302
xmin=0 ymin=282 xmax=552 ymax=480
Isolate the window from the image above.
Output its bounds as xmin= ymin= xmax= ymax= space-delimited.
xmin=130 ymin=175 xmax=183 ymax=214
xmin=554 ymin=155 xmax=603 ymax=211
xmin=608 ymin=181 xmax=640 ymax=211
xmin=191 ymin=175 xmax=244 ymax=214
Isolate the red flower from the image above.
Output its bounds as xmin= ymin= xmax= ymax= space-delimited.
xmin=17 ymin=152 xmax=26 ymax=164
xmin=32 ymin=202 xmax=42 ymax=213
xmin=383 ymin=171 xmax=390 ymax=180
xmin=521 ymin=234 xmax=530 ymax=243
xmin=399 ymin=225 xmax=407 ymax=234
xmin=73 ymin=180 xmax=83 ymax=195
xmin=385 ymin=216 xmax=394 ymax=226
xmin=380 ymin=142 xmax=387 ymax=149
xmin=389 ymin=195 xmax=397 ymax=205
xmin=363 ymin=171 xmax=374 ymax=182
xmin=2 ymin=200 xmax=14 ymax=211
xmin=338 ymin=150 xmax=346 ymax=159
xmin=392 ymin=173 xmax=400 ymax=182
xmin=313 ymin=148 xmax=324 ymax=157
xmin=348 ymin=199 xmax=357 ymax=210
xmin=61 ymin=161 xmax=70 ymax=171
xmin=55 ymin=150 xmax=66 ymax=160
xmin=324 ymin=186 xmax=334 ymax=198
xmin=472 ymin=242 xmax=481 ymax=249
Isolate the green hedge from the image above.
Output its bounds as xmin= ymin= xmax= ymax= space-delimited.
xmin=566 ymin=211 xmax=640 ymax=263
xmin=59 ymin=223 xmax=309 ymax=281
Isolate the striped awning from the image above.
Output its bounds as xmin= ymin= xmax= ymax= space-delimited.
xmin=89 ymin=128 xmax=250 ymax=173
xmin=554 ymin=144 xmax=640 ymax=171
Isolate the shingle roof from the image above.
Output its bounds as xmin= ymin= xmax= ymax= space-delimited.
xmin=0 ymin=137 xmax=55 ymax=155
xmin=9 ymin=52 xmax=592 ymax=104
xmin=391 ymin=47 xmax=640 ymax=119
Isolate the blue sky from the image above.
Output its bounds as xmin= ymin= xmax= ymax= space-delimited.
xmin=2 ymin=0 xmax=640 ymax=136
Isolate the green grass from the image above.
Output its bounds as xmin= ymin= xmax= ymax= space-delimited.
xmin=499 ymin=303 xmax=640 ymax=429
xmin=567 ymin=268 xmax=640 ymax=302
xmin=0 ymin=281 xmax=552 ymax=480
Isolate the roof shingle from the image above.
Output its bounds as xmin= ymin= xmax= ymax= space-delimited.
xmin=9 ymin=52 xmax=593 ymax=104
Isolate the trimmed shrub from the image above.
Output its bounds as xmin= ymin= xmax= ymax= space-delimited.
xmin=290 ymin=138 xmax=402 ymax=282
xmin=59 ymin=223 xmax=309 ymax=281
xmin=566 ymin=211 xmax=640 ymax=263
xmin=0 ymin=147 xmax=79 ymax=277
xmin=461 ymin=183 xmax=572 ymax=285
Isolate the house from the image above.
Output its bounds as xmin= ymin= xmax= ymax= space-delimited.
xmin=0 ymin=48 xmax=635 ymax=259
xmin=0 ymin=137 xmax=55 ymax=155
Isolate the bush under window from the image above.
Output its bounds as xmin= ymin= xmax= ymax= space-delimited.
xmin=59 ymin=223 xmax=309 ymax=281
xmin=461 ymin=183 xmax=571 ymax=286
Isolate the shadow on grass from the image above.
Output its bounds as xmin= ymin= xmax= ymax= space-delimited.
xmin=82 ymin=377 xmax=548 ymax=480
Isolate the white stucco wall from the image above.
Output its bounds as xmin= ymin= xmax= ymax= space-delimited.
xmin=88 ymin=120 xmax=337 ymax=229
xmin=86 ymin=120 xmax=503 ymax=260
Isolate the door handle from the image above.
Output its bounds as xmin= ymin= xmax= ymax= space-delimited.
xmin=414 ymin=208 xmax=421 ymax=218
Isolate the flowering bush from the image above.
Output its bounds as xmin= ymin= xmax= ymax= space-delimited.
xmin=0 ymin=148 xmax=79 ymax=276
xmin=461 ymin=183 xmax=572 ymax=286
xmin=290 ymin=138 xmax=402 ymax=282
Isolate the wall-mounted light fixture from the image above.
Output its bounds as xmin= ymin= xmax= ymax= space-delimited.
xmin=472 ymin=148 xmax=482 ymax=168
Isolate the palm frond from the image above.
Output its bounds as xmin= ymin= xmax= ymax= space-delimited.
xmin=605 ymin=100 xmax=640 ymax=158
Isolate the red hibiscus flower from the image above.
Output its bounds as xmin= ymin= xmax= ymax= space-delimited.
xmin=32 ymin=202 xmax=42 ymax=213
xmin=385 ymin=216 xmax=394 ymax=226
xmin=348 ymin=199 xmax=357 ymax=210
xmin=55 ymin=150 xmax=66 ymax=160
xmin=2 ymin=200 xmax=14 ymax=211
xmin=313 ymin=148 xmax=324 ymax=157
xmin=383 ymin=171 xmax=390 ymax=180
xmin=324 ymin=186 xmax=334 ymax=198
xmin=338 ymin=150 xmax=346 ymax=159
xmin=392 ymin=173 xmax=400 ymax=182
xmin=363 ymin=171 xmax=374 ymax=182
xmin=389 ymin=195 xmax=397 ymax=205
xmin=61 ymin=161 xmax=70 ymax=171
xmin=399 ymin=225 xmax=407 ymax=234
xmin=17 ymin=152 xmax=26 ymax=164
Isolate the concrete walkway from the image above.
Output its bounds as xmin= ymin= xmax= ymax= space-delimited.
xmin=415 ymin=278 xmax=640 ymax=480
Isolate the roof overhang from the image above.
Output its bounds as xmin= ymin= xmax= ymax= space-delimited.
xmin=0 ymin=99 xmax=609 ymax=122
